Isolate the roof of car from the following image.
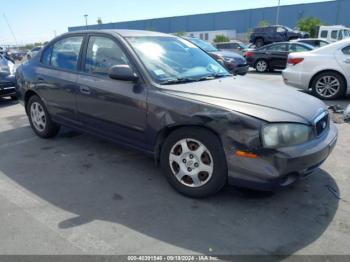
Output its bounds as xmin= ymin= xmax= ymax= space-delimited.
xmin=63 ymin=29 xmax=171 ymax=38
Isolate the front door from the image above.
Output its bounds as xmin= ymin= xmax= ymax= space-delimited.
xmin=76 ymin=35 xmax=148 ymax=148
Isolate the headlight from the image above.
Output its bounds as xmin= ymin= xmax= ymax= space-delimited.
xmin=0 ymin=65 xmax=9 ymax=73
xmin=224 ymin=57 xmax=237 ymax=63
xmin=262 ymin=123 xmax=313 ymax=148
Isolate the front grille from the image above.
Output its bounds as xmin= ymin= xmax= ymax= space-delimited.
xmin=0 ymin=81 xmax=15 ymax=88
xmin=315 ymin=112 xmax=329 ymax=136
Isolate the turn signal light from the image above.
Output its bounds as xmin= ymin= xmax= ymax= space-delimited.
xmin=235 ymin=150 xmax=257 ymax=159
xmin=287 ymin=57 xmax=304 ymax=65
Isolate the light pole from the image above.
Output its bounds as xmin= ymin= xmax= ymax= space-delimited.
xmin=276 ymin=0 xmax=281 ymax=25
xmin=84 ymin=14 xmax=88 ymax=30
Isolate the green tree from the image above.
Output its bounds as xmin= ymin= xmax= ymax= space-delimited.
xmin=258 ymin=20 xmax=270 ymax=27
xmin=297 ymin=17 xmax=322 ymax=37
xmin=97 ymin=17 xmax=103 ymax=25
xmin=213 ymin=34 xmax=230 ymax=43
xmin=174 ymin=32 xmax=186 ymax=37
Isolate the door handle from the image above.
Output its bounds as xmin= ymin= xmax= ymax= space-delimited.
xmin=345 ymin=59 xmax=350 ymax=64
xmin=80 ymin=86 xmax=91 ymax=95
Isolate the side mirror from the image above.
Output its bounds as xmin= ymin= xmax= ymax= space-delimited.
xmin=108 ymin=65 xmax=138 ymax=82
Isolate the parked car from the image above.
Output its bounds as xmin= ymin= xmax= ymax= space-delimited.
xmin=0 ymin=53 xmax=17 ymax=100
xmin=213 ymin=41 xmax=249 ymax=55
xmin=11 ymin=50 xmax=28 ymax=61
xmin=245 ymin=42 xmax=314 ymax=73
xmin=16 ymin=30 xmax=337 ymax=197
xmin=291 ymin=38 xmax=329 ymax=48
xmin=318 ymin=25 xmax=350 ymax=43
xmin=283 ymin=38 xmax=350 ymax=100
xmin=27 ymin=46 xmax=43 ymax=60
xmin=184 ymin=37 xmax=249 ymax=75
xmin=250 ymin=25 xmax=310 ymax=48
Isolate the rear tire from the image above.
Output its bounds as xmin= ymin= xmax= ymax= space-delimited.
xmin=255 ymin=59 xmax=269 ymax=73
xmin=160 ymin=127 xmax=227 ymax=198
xmin=311 ymin=71 xmax=346 ymax=100
xmin=27 ymin=95 xmax=60 ymax=138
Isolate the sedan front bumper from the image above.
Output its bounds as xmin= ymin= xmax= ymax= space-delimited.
xmin=0 ymin=76 xmax=17 ymax=98
xmin=226 ymin=122 xmax=338 ymax=191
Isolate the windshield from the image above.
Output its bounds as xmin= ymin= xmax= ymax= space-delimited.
xmin=127 ymin=36 xmax=230 ymax=84
xmin=343 ymin=30 xmax=350 ymax=38
xmin=185 ymin=38 xmax=218 ymax=52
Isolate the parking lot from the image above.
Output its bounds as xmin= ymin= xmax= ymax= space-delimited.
xmin=0 ymin=71 xmax=349 ymax=256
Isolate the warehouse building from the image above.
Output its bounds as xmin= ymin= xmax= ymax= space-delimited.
xmin=69 ymin=0 xmax=350 ymax=41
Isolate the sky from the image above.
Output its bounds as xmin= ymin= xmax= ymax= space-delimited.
xmin=0 ymin=0 xmax=331 ymax=45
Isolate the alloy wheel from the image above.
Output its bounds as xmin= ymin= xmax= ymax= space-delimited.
xmin=30 ymin=102 xmax=46 ymax=132
xmin=315 ymin=76 xmax=340 ymax=99
xmin=256 ymin=60 xmax=267 ymax=72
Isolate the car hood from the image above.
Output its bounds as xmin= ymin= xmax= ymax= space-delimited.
xmin=159 ymin=76 xmax=327 ymax=124
xmin=211 ymin=50 xmax=244 ymax=59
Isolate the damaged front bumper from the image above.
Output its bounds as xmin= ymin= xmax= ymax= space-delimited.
xmin=225 ymin=122 xmax=338 ymax=191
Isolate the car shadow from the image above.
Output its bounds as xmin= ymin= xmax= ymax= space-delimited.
xmin=0 ymin=97 xmax=18 ymax=108
xmin=0 ymin=126 xmax=340 ymax=256
xmin=247 ymin=70 xmax=282 ymax=76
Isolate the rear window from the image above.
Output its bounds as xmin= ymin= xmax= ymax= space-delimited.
xmin=320 ymin=31 xmax=328 ymax=38
xmin=41 ymin=46 xmax=52 ymax=65
xmin=51 ymin=36 xmax=83 ymax=71
xmin=267 ymin=44 xmax=287 ymax=52
xmin=331 ymin=30 xmax=338 ymax=39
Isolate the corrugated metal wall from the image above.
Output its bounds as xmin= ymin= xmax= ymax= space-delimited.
xmin=69 ymin=0 xmax=350 ymax=33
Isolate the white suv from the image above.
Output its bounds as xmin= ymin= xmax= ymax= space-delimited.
xmin=282 ymin=38 xmax=350 ymax=100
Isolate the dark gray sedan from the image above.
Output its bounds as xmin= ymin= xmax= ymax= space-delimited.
xmin=0 ymin=53 xmax=17 ymax=99
xmin=15 ymin=30 xmax=337 ymax=197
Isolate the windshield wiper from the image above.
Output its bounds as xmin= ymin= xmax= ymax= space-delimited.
xmin=159 ymin=73 xmax=231 ymax=85
xmin=198 ymin=73 xmax=232 ymax=81
xmin=159 ymin=77 xmax=198 ymax=85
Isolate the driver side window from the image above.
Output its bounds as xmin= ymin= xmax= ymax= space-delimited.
xmin=277 ymin=27 xmax=286 ymax=33
xmin=84 ymin=36 xmax=130 ymax=76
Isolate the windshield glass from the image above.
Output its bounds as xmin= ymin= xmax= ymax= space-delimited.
xmin=127 ymin=36 xmax=230 ymax=84
xmin=343 ymin=30 xmax=350 ymax=38
xmin=284 ymin=26 xmax=294 ymax=32
xmin=185 ymin=38 xmax=218 ymax=52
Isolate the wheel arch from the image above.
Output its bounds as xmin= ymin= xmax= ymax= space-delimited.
xmin=24 ymin=90 xmax=39 ymax=114
xmin=309 ymin=69 xmax=348 ymax=93
xmin=153 ymin=124 xmax=223 ymax=165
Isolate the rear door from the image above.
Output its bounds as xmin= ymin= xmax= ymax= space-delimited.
xmin=76 ymin=34 xmax=148 ymax=148
xmin=35 ymin=35 xmax=84 ymax=126
xmin=266 ymin=43 xmax=288 ymax=69
xmin=336 ymin=45 xmax=350 ymax=80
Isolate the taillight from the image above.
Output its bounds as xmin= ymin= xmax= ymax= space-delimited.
xmin=244 ymin=51 xmax=253 ymax=58
xmin=288 ymin=57 xmax=304 ymax=65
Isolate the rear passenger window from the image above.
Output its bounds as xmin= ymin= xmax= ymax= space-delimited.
xmin=342 ymin=46 xmax=350 ymax=55
xmin=289 ymin=44 xmax=310 ymax=52
xmin=41 ymin=46 xmax=52 ymax=66
xmin=320 ymin=31 xmax=328 ymax=38
xmin=84 ymin=36 xmax=130 ymax=76
xmin=51 ymin=36 xmax=83 ymax=71
xmin=331 ymin=30 xmax=338 ymax=39
xmin=267 ymin=44 xmax=287 ymax=52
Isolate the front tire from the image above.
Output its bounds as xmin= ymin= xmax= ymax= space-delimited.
xmin=311 ymin=71 xmax=346 ymax=100
xmin=27 ymin=95 xmax=60 ymax=138
xmin=160 ymin=127 xmax=227 ymax=198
